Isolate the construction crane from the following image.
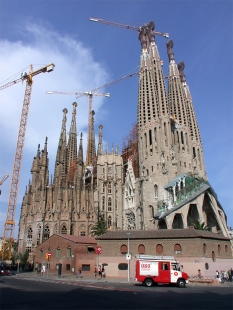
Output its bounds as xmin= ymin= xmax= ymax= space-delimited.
xmin=46 ymin=71 xmax=139 ymax=166
xmin=0 ymin=63 xmax=55 ymax=259
xmin=90 ymin=18 xmax=169 ymax=38
xmin=0 ymin=174 xmax=10 ymax=195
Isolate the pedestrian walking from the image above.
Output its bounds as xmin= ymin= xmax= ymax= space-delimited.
xmin=76 ymin=266 xmax=82 ymax=278
xmin=98 ymin=265 xmax=102 ymax=279
xmin=102 ymin=266 xmax=105 ymax=278
xmin=198 ymin=269 xmax=202 ymax=279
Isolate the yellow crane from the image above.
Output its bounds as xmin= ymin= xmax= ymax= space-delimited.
xmin=0 ymin=63 xmax=55 ymax=259
xmin=0 ymin=174 xmax=10 ymax=195
xmin=47 ymin=71 xmax=138 ymax=166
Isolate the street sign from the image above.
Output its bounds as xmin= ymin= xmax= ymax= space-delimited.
xmin=96 ymin=246 xmax=102 ymax=255
xmin=126 ymin=253 xmax=132 ymax=260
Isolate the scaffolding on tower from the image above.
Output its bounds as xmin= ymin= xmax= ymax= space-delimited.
xmin=122 ymin=122 xmax=139 ymax=180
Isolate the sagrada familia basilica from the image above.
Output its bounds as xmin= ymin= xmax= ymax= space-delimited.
xmin=18 ymin=21 xmax=230 ymax=255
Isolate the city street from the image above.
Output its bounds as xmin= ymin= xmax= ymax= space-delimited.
xmin=0 ymin=275 xmax=232 ymax=310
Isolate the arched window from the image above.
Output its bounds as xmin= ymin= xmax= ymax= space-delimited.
xmin=102 ymin=196 xmax=105 ymax=211
xmin=61 ymin=224 xmax=67 ymax=234
xmin=40 ymin=249 xmax=43 ymax=258
xmin=70 ymin=224 xmax=75 ymax=235
xmin=56 ymin=247 xmax=60 ymax=258
xmin=67 ymin=246 xmax=71 ymax=258
xmin=37 ymin=225 xmax=41 ymax=246
xmin=217 ymin=244 xmax=221 ymax=255
xmin=225 ymin=245 xmax=228 ymax=255
xmin=138 ymin=244 xmax=145 ymax=254
xmin=102 ymin=182 xmax=105 ymax=193
xmin=120 ymin=244 xmax=128 ymax=254
xmin=108 ymin=197 xmax=112 ymax=211
xmin=203 ymin=243 xmax=207 ymax=254
xmin=174 ymin=243 xmax=182 ymax=254
xmin=212 ymin=251 xmax=216 ymax=262
xmin=26 ymin=227 xmax=33 ymax=252
xmin=108 ymin=216 xmax=112 ymax=228
xmin=43 ymin=225 xmax=50 ymax=240
xmin=154 ymin=184 xmax=158 ymax=198
xmin=175 ymin=184 xmax=179 ymax=197
xmin=108 ymin=183 xmax=112 ymax=194
xmin=156 ymin=244 xmax=163 ymax=254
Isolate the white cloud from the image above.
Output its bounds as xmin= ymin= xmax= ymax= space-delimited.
xmin=0 ymin=23 xmax=110 ymax=236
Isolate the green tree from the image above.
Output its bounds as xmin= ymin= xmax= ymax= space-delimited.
xmin=193 ymin=220 xmax=210 ymax=231
xmin=91 ymin=220 xmax=108 ymax=236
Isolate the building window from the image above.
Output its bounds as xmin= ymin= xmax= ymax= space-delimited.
xmin=203 ymin=243 xmax=207 ymax=254
xmin=212 ymin=251 xmax=216 ymax=262
xmin=225 ymin=245 xmax=228 ymax=255
xmin=102 ymin=183 xmax=105 ymax=193
xmin=26 ymin=227 xmax=33 ymax=252
xmin=108 ymin=216 xmax=112 ymax=228
xmin=40 ymin=249 xmax=43 ymax=258
xmin=82 ymin=264 xmax=90 ymax=271
xmin=66 ymin=264 xmax=70 ymax=271
xmin=174 ymin=244 xmax=182 ymax=254
xmin=37 ymin=225 xmax=41 ymax=246
xmin=102 ymin=196 xmax=105 ymax=211
xmin=108 ymin=183 xmax=112 ymax=194
xmin=217 ymin=244 xmax=221 ymax=255
xmin=120 ymin=244 xmax=127 ymax=254
xmin=87 ymin=247 xmax=95 ymax=254
xmin=138 ymin=244 xmax=145 ymax=254
xmin=156 ymin=244 xmax=163 ymax=255
xmin=67 ymin=247 xmax=71 ymax=258
xmin=70 ymin=224 xmax=75 ymax=235
xmin=118 ymin=263 xmax=128 ymax=270
xmin=108 ymin=197 xmax=112 ymax=211
xmin=56 ymin=248 xmax=60 ymax=258
xmin=80 ymin=231 xmax=86 ymax=236
xmin=205 ymin=263 xmax=209 ymax=270
xmin=61 ymin=224 xmax=67 ymax=234
xmin=154 ymin=184 xmax=158 ymax=198
xmin=43 ymin=225 xmax=50 ymax=240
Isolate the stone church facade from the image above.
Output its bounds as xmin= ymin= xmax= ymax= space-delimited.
xmin=18 ymin=21 xmax=230 ymax=258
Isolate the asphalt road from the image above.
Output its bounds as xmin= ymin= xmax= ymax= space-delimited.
xmin=0 ymin=276 xmax=232 ymax=310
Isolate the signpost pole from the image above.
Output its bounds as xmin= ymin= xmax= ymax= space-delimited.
xmin=127 ymin=233 xmax=131 ymax=283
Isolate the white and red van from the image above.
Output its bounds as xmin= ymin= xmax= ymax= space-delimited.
xmin=134 ymin=255 xmax=189 ymax=288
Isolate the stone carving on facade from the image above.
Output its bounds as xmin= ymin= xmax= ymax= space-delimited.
xmin=166 ymin=40 xmax=175 ymax=61
xmin=126 ymin=210 xmax=136 ymax=230
xmin=170 ymin=146 xmax=177 ymax=165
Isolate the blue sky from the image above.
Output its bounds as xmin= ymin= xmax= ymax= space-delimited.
xmin=0 ymin=0 xmax=232 ymax=237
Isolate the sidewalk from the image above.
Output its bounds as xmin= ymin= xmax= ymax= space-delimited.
xmin=14 ymin=271 xmax=130 ymax=284
xmin=13 ymin=271 xmax=233 ymax=287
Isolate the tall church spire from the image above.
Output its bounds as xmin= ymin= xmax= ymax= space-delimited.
xmin=97 ymin=125 xmax=103 ymax=156
xmin=178 ymin=61 xmax=206 ymax=177
xmin=54 ymin=108 xmax=68 ymax=184
xmin=86 ymin=110 xmax=96 ymax=167
xmin=67 ymin=102 xmax=78 ymax=182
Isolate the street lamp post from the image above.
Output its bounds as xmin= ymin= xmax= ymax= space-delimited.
xmin=17 ymin=239 xmax=22 ymax=274
xmin=127 ymin=232 xmax=131 ymax=283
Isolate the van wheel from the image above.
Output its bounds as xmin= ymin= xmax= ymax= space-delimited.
xmin=177 ymin=279 xmax=185 ymax=288
xmin=144 ymin=278 xmax=153 ymax=287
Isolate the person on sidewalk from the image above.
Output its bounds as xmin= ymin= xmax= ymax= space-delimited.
xmin=76 ymin=266 xmax=82 ymax=278
xmin=94 ymin=266 xmax=97 ymax=278
xmin=102 ymin=266 xmax=105 ymax=278
xmin=98 ymin=265 xmax=102 ymax=279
